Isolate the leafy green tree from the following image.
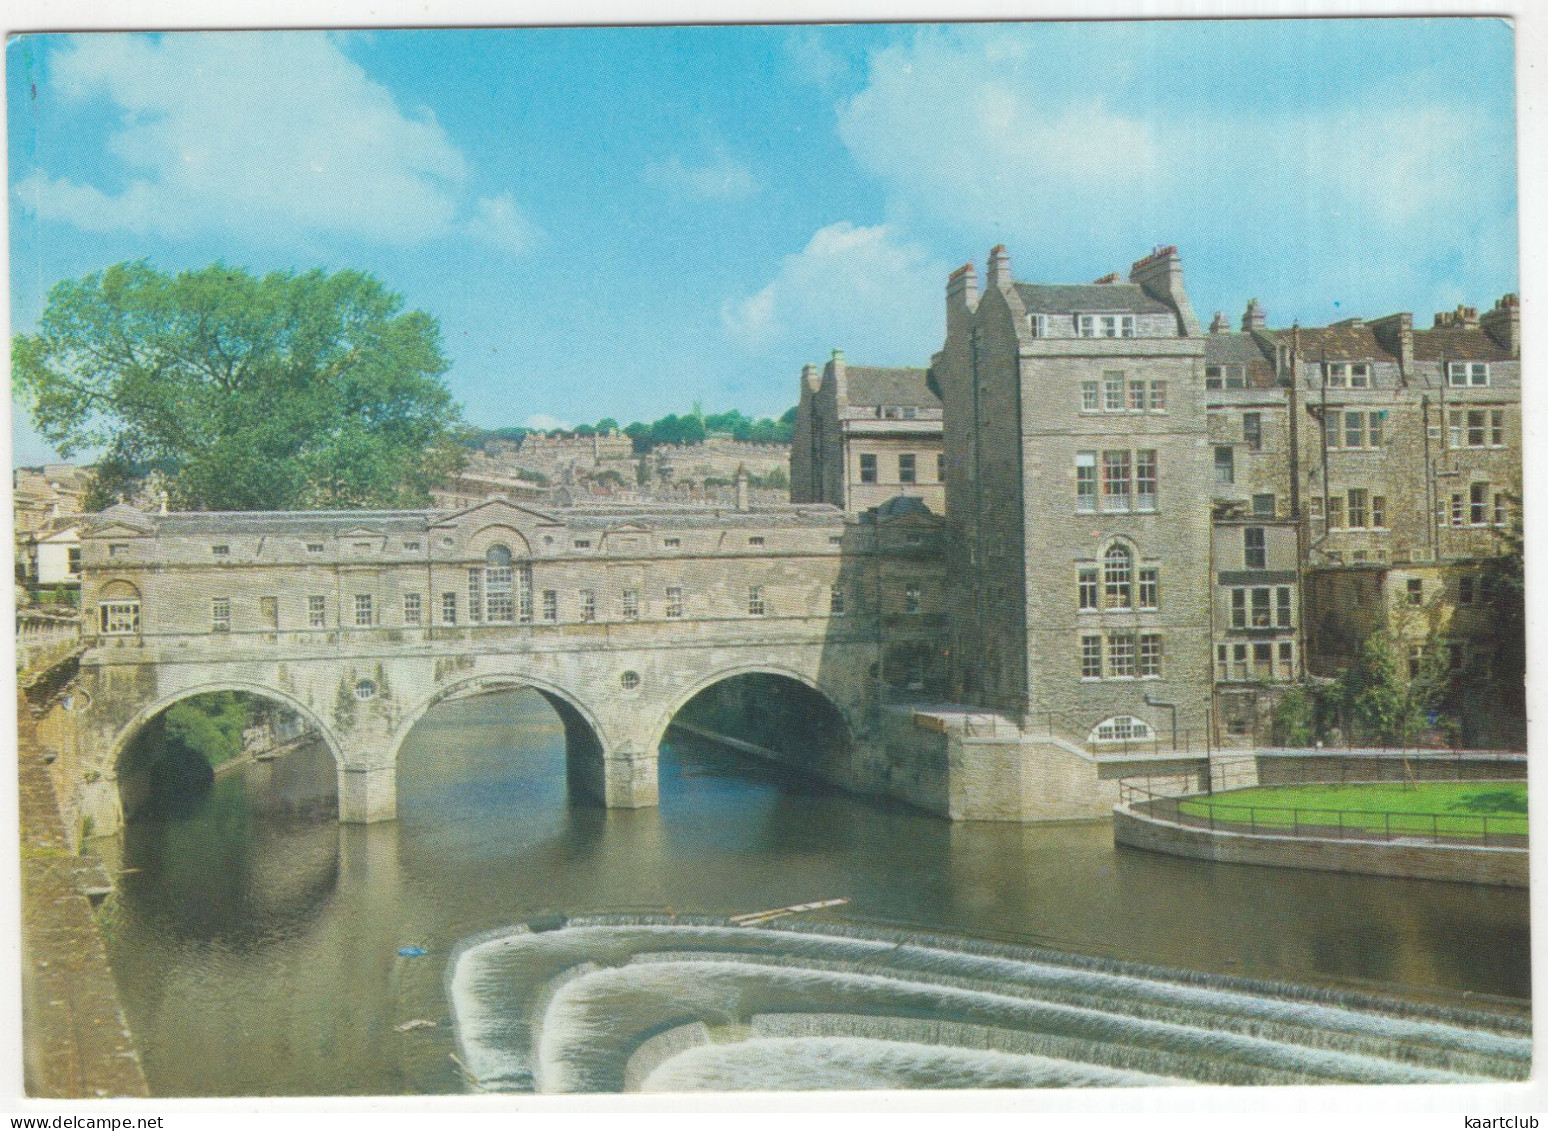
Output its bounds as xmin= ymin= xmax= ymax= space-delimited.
xmin=1335 ymin=628 xmax=1446 ymax=746
xmin=14 ymin=261 xmax=465 ymax=511
xmin=595 ymin=417 xmax=619 ymax=434
xmin=162 ymin=692 xmax=254 ymax=768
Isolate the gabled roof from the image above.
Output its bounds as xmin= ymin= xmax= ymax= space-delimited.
xmin=1013 ymin=282 xmax=1172 ymax=316
xmin=1413 ymin=325 xmax=1517 ymax=362
xmin=1271 ymin=324 xmax=1397 ymax=363
xmin=1204 ymin=332 xmax=1279 ymax=388
xmin=843 ymin=366 xmax=940 ymax=409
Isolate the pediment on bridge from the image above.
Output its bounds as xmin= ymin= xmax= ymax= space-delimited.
xmin=337 ymin=525 xmax=388 ymax=538
xmin=431 ymin=496 xmax=562 ymax=529
xmin=604 ymin=521 xmax=653 ymax=535
xmin=85 ymin=521 xmax=153 ymax=540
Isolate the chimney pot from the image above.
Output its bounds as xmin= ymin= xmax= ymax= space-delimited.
xmin=1209 ymin=311 xmax=1230 ymax=333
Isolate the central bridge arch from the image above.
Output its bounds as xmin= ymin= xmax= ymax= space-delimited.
xmin=389 ymin=673 xmax=612 ymax=805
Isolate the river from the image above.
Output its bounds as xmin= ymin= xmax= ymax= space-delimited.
xmin=95 ymin=689 xmax=1530 ymax=1096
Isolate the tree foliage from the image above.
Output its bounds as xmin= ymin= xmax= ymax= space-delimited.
xmin=13 ymin=261 xmax=466 ymax=511
xmin=162 ymin=692 xmax=254 ymax=769
xmin=465 ymin=404 xmax=797 ymax=453
xmin=1333 ymin=628 xmax=1447 ymax=746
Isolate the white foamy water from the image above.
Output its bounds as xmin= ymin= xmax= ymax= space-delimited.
xmin=445 ymin=916 xmax=1530 ymax=1094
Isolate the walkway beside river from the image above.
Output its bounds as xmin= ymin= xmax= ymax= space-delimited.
xmin=18 ymin=696 xmax=148 ymax=1098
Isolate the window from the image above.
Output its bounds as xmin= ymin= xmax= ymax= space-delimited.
xmin=1450 ymin=494 xmax=1464 ymax=527
xmin=441 ymin=592 xmax=457 ymax=625
xmin=1470 ymin=483 xmax=1489 ymax=525
xmin=1029 ymin=313 xmax=1048 ymax=337
xmin=403 ymin=593 xmax=422 ymax=626
xmin=1094 ymin=716 xmax=1152 ymax=741
xmin=748 ymin=586 xmax=766 ymax=616
xmin=898 ymin=454 xmax=917 ymax=485
xmin=1231 ymin=589 xmax=1247 ymax=629
xmin=1244 ymin=527 xmax=1266 ymax=569
xmin=309 ymin=595 xmax=327 ymax=628
xmin=904 ymin=584 xmax=921 ymax=614
xmin=1276 ymin=587 xmax=1292 ymax=628
xmin=665 ymin=587 xmax=683 ymax=619
xmin=212 ymin=544 xmax=230 ymax=557
xmin=1078 ymin=567 xmax=1099 ymax=611
xmin=1216 ymin=644 xmax=1229 ymax=682
xmin=1148 ymin=381 xmax=1167 ymax=412
xmin=1139 ymin=568 xmax=1159 ymax=610
xmin=829 ymin=535 xmax=843 ymax=546
xmin=1214 ymin=446 xmax=1234 ymax=484
xmin=404 ymin=541 xmax=420 ymax=552
xmin=1327 ymin=495 xmax=1345 ymax=530
xmin=1251 ymin=587 xmax=1272 ymax=628
xmin=1107 ymin=633 xmax=1136 ymax=678
xmin=748 ymin=536 xmax=765 ymax=547
xmin=573 ymin=539 xmax=592 ymax=550
xmin=1081 ymin=635 xmax=1103 ymax=679
xmin=1326 ymin=362 xmax=1371 ymax=388
xmin=664 ymin=537 xmax=681 ymax=549
xmin=212 ymin=597 xmax=231 ymax=632
xmin=1103 ymin=544 xmax=1132 ymax=610
xmin=1448 ymin=409 xmax=1505 ymax=449
xmin=1372 ymin=495 xmax=1387 ymax=528
xmin=621 ymin=589 xmax=639 ymax=620
xmin=67 ymin=547 xmax=82 ymax=574
xmin=1081 ymin=381 xmax=1100 ymax=412
xmin=543 ymin=590 xmax=558 ymax=622
xmin=1254 ymin=642 xmax=1274 ymax=677
xmin=1459 ymin=576 xmax=1476 ymax=605
xmin=1232 ymin=643 xmax=1249 ymax=681
xmin=306 ymin=542 xmax=324 ymax=553
xmin=109 ymin=543 xmax=128 ymax=557
xmin=830 ymin=586 xmax=846 ymax=616
xmin=580 ymin=589 xmax=596 ymax=622
xmin=1102 ymin=451 xmax=1132 ymax=512
xmin=1408 ymin=644 xmax=1427 ymax=680
xmin=1243 ymin=413 xmax=1262 ymax=451
xmin=1076 ymin=452 xmax=1097 ymax=513
xmin=484 ymin=545 xmax=515 ymax=623
xmin=1139 ymin=634 xmax=1163 ymax=678
xmin=468 ymin=568 xmax=483 ymax=623
xmin=1495 ymin=493 xmax=1509 ymax=527
xmin=1135 ymin=451 xmax=1157 ymax=512
xmin=1347 ymin=489 xmax=1368 ymax=528
xmin=1448 ymin=361 xmax=1490 ymax=387
xmin=1205 ymin=364 xmax=1246 ymax=390
xmin=98 ymin=601 xmax=140 ymax=636
xmin=1128 ymin=381 xmax=1147 ymax=412
xmin=937 ymin=454 xmax=946 ymax=482
xmin=1278 ymin=642 xmax=1295 ymax=680
xmin=859 ymin=454 xmax=878 ymax=484
xmin=1104 ymin=373 xmax=1125 ymax=411
xmin=1079 ymin=314 xmax=1135 ymax=338
xmin=1252 ymin=494 xmax=1276 ymax=518
xmin=354 ymin=594 xmax=374 ymax=627
xmin=1407 ymin=578 xmax=1424 ymax=606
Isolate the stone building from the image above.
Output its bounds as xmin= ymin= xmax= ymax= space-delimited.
xmin=790 ymin=351 xmax=946 ymax=515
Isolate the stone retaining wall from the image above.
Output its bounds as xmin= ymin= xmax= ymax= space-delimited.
xmin=1113 ymin=804 xmax=1528 ymax=888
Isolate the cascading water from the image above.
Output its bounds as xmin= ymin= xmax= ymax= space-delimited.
xmin=446 ymin=914 xmax=1531 ymax=1093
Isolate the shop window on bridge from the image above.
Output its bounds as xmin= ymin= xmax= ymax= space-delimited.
xmin=1091 ymin=716 xmax=1152 ymax=742
xmin=98 ymin=600 xmax=140 ymax=636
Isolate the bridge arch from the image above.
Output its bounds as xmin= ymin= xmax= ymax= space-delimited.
xmin=651 ymin=663 xmax=856 ymax=788
xmin=107 ymin=680 xmax=348 ymax=825
xmin=388 ymin=672 xmax=613 ymax=805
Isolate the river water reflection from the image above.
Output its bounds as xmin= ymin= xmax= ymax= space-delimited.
xmin=97 ymin=690 xmax=1530 ymax=1096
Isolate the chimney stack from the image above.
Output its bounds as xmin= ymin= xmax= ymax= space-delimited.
xmin=986 ymin=244 xmax=1012 ymax=291
xmin=1129 ymin=245 xmax=1203 ymax=336
xmin=1370 ymin=312 xmax=1414 ymax=374
xmin=1241 ymin=299 xmax=1267 ymax=332
xmin=1480 ymin=294 xmax=1520 ymax=355
xmin=1209 ymin=311 xmax=1230 ymax=334
xmin=946 ymin=263 xmax=979 ymax=336
xmin=802 ymin=363 xmax=821 ymax=395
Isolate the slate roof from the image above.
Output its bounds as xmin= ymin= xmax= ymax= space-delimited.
xmin=1413 ymin=325 xmax=1517 ymax=362
xmin=1270 ymin=323 xmax=1397 ymax=363
xmin=843 ymin=366 xmax=940 ymax=408
xmin=1013 ymin=282 xmax=1172 ymax=316
xmin=1204 ymin=332 xmax=1279 ymax=388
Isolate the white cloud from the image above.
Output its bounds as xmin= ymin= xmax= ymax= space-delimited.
xmin=784 ymin=29 xmax=849 ymax=91
xmin=643 ymin=148 xmax=757 ymax=201
xmin=833 ymin=27 xmax=1513 ymax=294
xmin=721 ymin=222 xmax=944 ymax=361
xmin=523 ymin=413 xmax=569 ymax=431
xmin=14 ymin=32 xmax=536 ymax=252
xmin=467 ymin=192 xmax=541 ymax=255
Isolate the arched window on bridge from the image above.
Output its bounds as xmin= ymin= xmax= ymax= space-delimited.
xmin=97 ymin=579 xmax=142 ymax=636
xmin=472 ymin=544 xmax=532 ymax=625
xmin=1090 ymin=715 xmax=1153 ymax=742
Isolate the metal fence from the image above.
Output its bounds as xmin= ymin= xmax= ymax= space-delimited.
xmin=1119 ymin=775 xmax=1528 ymax=850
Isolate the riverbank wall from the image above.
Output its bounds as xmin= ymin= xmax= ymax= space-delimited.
xmin=1113 ymin=804 xmax=1528 ymax=888
xmin=18 ymin=694 xmax=149 ymax=1098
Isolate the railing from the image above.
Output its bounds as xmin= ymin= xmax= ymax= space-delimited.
xmin=1208 ymin=752 xmax=1526 ymax=794
xmin=1119 ymin=776 xmax=1528 ymax=850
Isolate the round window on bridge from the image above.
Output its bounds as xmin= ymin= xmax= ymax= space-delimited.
xmin=355 ymin=679 xmax=379 ymax=701
xmin=619 ymin=671 xmax=642 ymax=692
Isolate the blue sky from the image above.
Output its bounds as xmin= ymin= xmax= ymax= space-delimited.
xmin=7 ymin=19 xmax=1518 ymax=465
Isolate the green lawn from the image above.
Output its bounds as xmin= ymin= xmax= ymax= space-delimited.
xmin=1175 ymin=781 xmax=1527 ymax=840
